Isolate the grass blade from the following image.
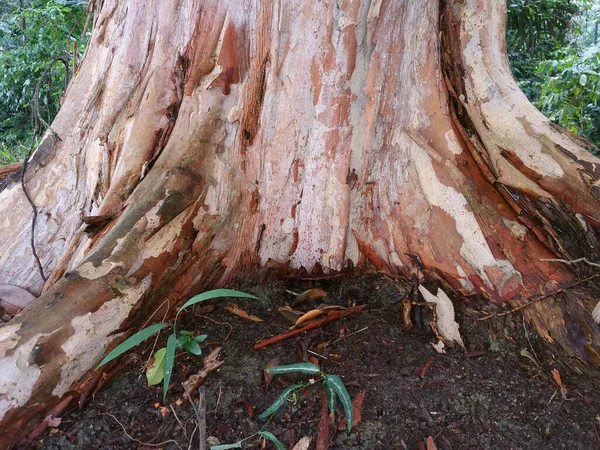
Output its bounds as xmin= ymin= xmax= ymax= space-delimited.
xmin=258 ymin=383 xmax=304 ymax=419
xmin=259 ymin=431 xmax=285 ymax=450
xmin=326 ymin=375 xmax=353 ymax=432
xmin=97 ymin=323 xmax=170 ymax=368
xmin=163 ymin=333 xmax=177 ymax=401
xmin=266 ymin=362 xmax=321 ymax=375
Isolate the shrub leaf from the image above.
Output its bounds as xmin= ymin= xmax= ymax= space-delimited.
xmin=266 ymin=362 xmax=321 ymax=375
xmin=146 ymin=348 xmax=166 ymax=386
xmin=259 ymin=431 xmax=285 ymax=450
xmin=258 ymin=383 xmax=304 ymax=419
xmin=210 ymin=443 xmax=242 ymax=450
xmin=97 ymin=323 xmax=170 ymax=368
xmin=326 ymin=375 xmax=353 ymax=432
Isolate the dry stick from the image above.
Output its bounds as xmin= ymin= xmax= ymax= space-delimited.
xmin=541 ymin=257 xmax=600 ymax=268
xmin=253 ymin=305 xmax=366 ymax=350
xmin=477 ymin=272 xmax=600 ymax=321
xmin=197 ymin=386 xmax=206 ymax=450
xmin=102 ymin=411 xmax=182 ymax=449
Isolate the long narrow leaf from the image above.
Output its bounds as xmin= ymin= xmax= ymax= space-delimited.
xmin=163 ymin=333 xmax=177 ymax=401
xmin=325 ymin=382 xmax=337 ymax=414
xmin=258 ymin=383 xmax=304 ymax=419
xmin=210 ymin=443 xmax=243 ymax=450
xmin=178 ymin=289 xmax=260 ymax=313
xmin=326 ymin=375 xmax=353 ymax=432
xmin=266 ymin=362 xmax=321 ymax=375
xmin=259 ymin=431 xmax=285 ymax=450
xmin=97 ymin=323 xmax=170 ymax=368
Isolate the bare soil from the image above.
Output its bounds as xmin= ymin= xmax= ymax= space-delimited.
xmin=34 ymin=275 xmax=600 ymax=450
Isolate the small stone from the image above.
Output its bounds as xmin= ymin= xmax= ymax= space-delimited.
xmin=2 ymin=314 xmax=11 ymax=322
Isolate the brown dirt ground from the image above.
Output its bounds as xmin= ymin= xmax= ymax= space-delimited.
xmin=34 ymin=275 xmax=600 ymax=450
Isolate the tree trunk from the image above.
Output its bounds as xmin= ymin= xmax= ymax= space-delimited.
xmin=1 ymin=0 xmax=599 ymax=445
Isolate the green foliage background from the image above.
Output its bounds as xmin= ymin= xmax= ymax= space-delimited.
xmin=507 ymin=0 xmax=600 ymax=150
xmin=0 ymin=0 xmax=87 ymax=164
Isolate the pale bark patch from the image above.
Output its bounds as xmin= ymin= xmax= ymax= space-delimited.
xmin=410 ymin=137 xmax=519 ymax=290
xmin=77 ymin=261 xmax=124 ymax=280
xmin=0 ymin=333 xmax=43 ymax=417
xmin=54 ymin=274 xmax=152 ymax=396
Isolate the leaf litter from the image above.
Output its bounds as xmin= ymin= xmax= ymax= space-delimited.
xmin=36 ymin=276 xmax=600 ymax=450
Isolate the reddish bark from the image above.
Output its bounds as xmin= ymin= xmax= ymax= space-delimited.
xmin=0 ymin=0 xmax=599 ymax=447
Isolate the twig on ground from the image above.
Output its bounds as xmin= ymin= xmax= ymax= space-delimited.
xmin=522 ymin=316 xmax=540 ymax=367
xmin=170 ymin=404 xmax=189 ymax=443
xmin=197 ymin=315 xmax=233 ymax=343
xmin=477 ymin=273 xmax=600 ymax=321
xmin=253 ymin=305 xmax=366 ymax=350
xmin=307 ymin=349 xmax=328 ymax=360
xmin=196 ymin=386 xmax=206 ymax=450
xmin=331 ymin=326 xmax=369 ymax=343
xmin=101 ymin=411 xmax=182 ymax=449
xmin=541 ymin=257 xmax=600 ymax=268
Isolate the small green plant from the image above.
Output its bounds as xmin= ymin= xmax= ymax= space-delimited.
xmin=97 ymin=288 xmax=259 ymax=400
xmin=214 ymin=362 xmax=354 ymax=450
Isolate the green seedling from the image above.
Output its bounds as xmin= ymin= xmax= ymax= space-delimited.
xmin=214 ymin=362 xmax=354 ymax=450
xmin=97 ymin=289 xmax=259 ymax=400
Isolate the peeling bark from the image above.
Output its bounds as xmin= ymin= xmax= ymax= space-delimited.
xmin=0 ymin=0 xmax=599 ymax=446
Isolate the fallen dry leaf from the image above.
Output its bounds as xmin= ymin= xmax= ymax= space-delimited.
xmin=551 ymin=368 xmax=567 ymax=399
xmin=264 ymin=357 xmax=281 ymax=384
xmin=418 ymin=286 xmax=464 ymax=348
xmin=294 ymin=309 xmax=324 ymax=328
xmin=291 ymin=436 xmax=311 ymax=450
xmin=431 ymin=341 xmax=446 ymax=354
xmin=338 ymin=322 xmax=349 ymax=338
xmin=419 ymin=358 xmax=434 ymax=378
xmin=338 ymin=389 xmax=366 ymax=430
xmin=426 ymin=436 xmax=438 ymax=450
xmin=278 ymin=305 xmax=303 ymax=322
xmin=225 ymin=304 xmax=264 ymax=322
xmin=316 ymin=390 xmax=329 ymax=450
xmin=293 ymin=288 xmax=327 ymax=307
xmin=593 ymin=300 xmax=600 ymax=324
xmin=309 ymin=356 xmax=320 ymax=368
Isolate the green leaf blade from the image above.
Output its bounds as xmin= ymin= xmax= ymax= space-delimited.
xmin=146 ymin=348 xmax=166 ymax=386
xmin=184 ymin=339 xmax=202 ymax=355
xmin=266 ymin=363 xmax=321 ymax=375
xmin=258 ymin=383 xmax=305 ymax=420
xmin=210 ymin=443 xmax=243 ymax=450
xmin=259 ymin=431 xmax=285 ymax=450
xmin=325 ymin=382 xmax=337 ymax=414
xmin=178 ymin=289 xmax=260 ymax=313
xmin=326 ymin=375 xmax=353 ymax=432
xmin=97 ymin=323 xmax=171 ymax=368
xmin=163 ymin=333 xmax=177 ymax=401
xmin=194 ymin=334 xmax=208 ymax=343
